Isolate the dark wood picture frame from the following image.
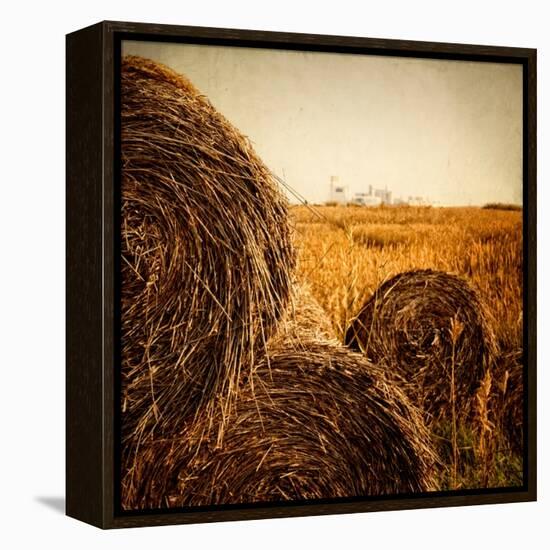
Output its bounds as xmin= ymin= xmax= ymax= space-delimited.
xmin=66 ymin=20 xmax=537 ymax=529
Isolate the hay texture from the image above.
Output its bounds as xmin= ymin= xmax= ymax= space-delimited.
xmin=122 ymin=341 xmax=437 ymax=510
xmin=345 ymin=269 xmax=498 ymax=421
xmin=271 ymin=283 xmax=338 ymax=346
xmin=120 ymin=55 xmax=295 ymax=445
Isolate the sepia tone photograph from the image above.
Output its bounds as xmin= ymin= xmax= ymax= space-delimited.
xmin=118 ymin=40 xmax=524 ymax=511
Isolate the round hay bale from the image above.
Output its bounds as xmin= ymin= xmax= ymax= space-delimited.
xmin=120 ymin=56 xmax=295 ymax=443
xmin=122 ymin=341 xmax=437 ymax=510
xmin=272 ymin=284 xmax=338 ymax=346
xmin=345 ymin=269 xmax=498 ymax=421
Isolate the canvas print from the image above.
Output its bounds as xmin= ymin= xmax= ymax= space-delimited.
xmin=119 ymin=41 xmax=524 ymax=511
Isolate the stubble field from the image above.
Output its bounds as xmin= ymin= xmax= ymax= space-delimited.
xmin=290 ymin=204 xmax=523 ymax=490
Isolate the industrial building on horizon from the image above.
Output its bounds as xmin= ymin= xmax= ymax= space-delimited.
xmin=329 ymin=176 xmax=428 ymax=207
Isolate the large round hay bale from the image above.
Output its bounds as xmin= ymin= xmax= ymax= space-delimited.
xmin=120 ymin=56 xmax=295 ymax=443
xmin=345 ymin=269 xmax=498 ymax=421
xmin=122 ymin=342 xmax=437 ymax=510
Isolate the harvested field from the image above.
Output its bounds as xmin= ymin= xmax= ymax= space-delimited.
xmin=292 ymin=204 xmax=523 ymax=489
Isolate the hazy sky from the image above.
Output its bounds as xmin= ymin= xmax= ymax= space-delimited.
xmin=123 ymin=41 xmax=523 ymax=206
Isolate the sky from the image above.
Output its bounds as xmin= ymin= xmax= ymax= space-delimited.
xmin=122 ymin=40 xmax=523 ymax=206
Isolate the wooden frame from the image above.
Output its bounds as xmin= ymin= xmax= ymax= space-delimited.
xmin=66 ymin=20 xmax=537 ymax=529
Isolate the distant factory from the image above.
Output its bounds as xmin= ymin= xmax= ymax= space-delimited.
xmin=329 ymin=176 xmax=428 ymax=206
xmin=329 ymin=176 xmax=348 ymax=204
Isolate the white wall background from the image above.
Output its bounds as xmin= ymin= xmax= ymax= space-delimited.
xmin=1 ymin=1 xmax=547 ymax=548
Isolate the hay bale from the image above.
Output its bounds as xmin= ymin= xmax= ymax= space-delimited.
xmin=120 ymin=56 xmax=295 ymax=443
xmin=345 ymin=269 xmax=498 ymax=421
xmin=272 ymin=284 xmax=338 ymax=345
xmin=122 ymin=341 xmax=437 ymax=510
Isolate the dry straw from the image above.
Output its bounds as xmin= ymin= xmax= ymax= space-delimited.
xmin=271 ymin=283 xmax=339 ymax=345
xmin=120 ymin=55 xmax=295 ymax=448
xmin=345 ymin=269 xmax=498 ymax=421
xmin=122 ymin=341 xmax=437 ymax=509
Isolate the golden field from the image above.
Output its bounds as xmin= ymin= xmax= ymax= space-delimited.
xmin=290 ymin=204 xmax=523 ymax=489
